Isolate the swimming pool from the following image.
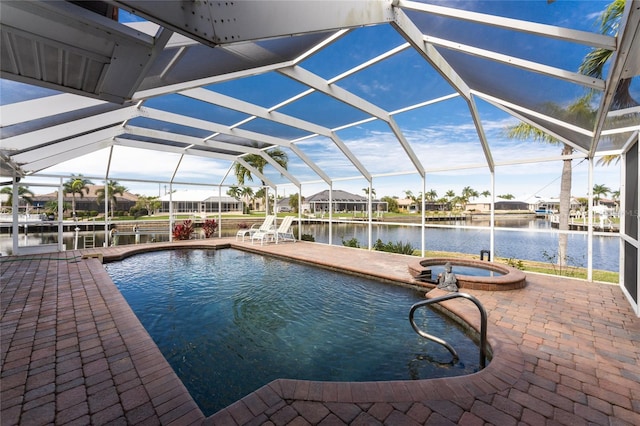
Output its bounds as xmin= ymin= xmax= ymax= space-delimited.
xmin=106 ymin=249 xmax=481 ymax=416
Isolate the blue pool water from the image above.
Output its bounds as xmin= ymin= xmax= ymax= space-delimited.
xmin=106 ymin=249 xmax=481 ymax=416
xmin=428 ymin=264 xmax=505 ymax=277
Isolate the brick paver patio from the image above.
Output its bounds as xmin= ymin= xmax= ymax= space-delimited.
xmin=2 ymin=239 xmax=639 ymax=425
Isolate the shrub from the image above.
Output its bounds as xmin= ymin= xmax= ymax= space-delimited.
xmin=373 ymin=239 xmax=415 ymax=255
xmin=172 ymin=220 xmax=194 ymax=240
xmin=342 ymin=237 xmax=360 ymax=248
xmin=301 ymin=234 xmax=315 ymax=242
xmin=202 ymin=219 xmax=218 ymax=238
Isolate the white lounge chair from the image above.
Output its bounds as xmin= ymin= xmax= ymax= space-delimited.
xmin=252 ymin=215 xmax=297 ymax=245
xmin=274 ymin=215 xmax=296 ymax=243
xmin=236 ymin=215 xmax=275 ymax=241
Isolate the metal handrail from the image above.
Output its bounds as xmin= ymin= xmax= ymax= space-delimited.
xmin=409 ymin=292 xmax=488 ymax=369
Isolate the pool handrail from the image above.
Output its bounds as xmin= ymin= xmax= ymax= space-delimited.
xmin=409 ymin=292 xmax=488 ymax=369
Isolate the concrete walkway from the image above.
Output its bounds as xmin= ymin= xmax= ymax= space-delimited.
xmin=1 ymin=239 xmax=639 ymax=425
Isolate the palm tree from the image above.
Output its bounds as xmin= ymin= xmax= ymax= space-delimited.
xmin=96 ymin=180 xmax=127 ymax=217
xmin=240 ymin=186 xmax=254 ymax=213
xmin=234 ymin=147 xmax=288 ymax=210
xmin=481 ymin=190 xmax=491 ymax=198
xmin=506 ymin=119 xmax=575 ymax=266
xmin=509 ymin=94 xmax=598 ymax=264
xmin=596 ymin=155 xmax=621 ymax=166
xmin=362 ymin=187 xmax=376 ymax=198
xmin=0 ymin=185 xmax=34 ymax=211
xmin=593 ymin=184 xmax=611 ymax=205
xmin=63 ymin=174 xmax=93 ymax=217
xmin=460 ymin=186 xmax=479 ymax=210
xmin=227 ymin=184 xmax=242 ymax=210
xmin=579 ymin=0 xmax=637 ymax=109
xmin=425 ymin=189 xmax=438 ymax=202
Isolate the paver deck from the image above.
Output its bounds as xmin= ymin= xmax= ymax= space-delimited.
xmin=2 ymin=238 xmax=639 ymax=425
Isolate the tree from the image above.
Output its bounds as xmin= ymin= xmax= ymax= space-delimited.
xmin=63 ymin=174 xmax=93 ymax=217
xmin=459 ymin=186 xmax=479 ymax=210
xmin=227 ymin=185 xmax=241 ymax=200
xmin=240 ymin=186 xmax=254 ymax=213
xmin=579 ymin=0 xmax=637 ymax=109
xmin=425 ymin=189 xmax=438 ymax=202
xmin=592 ymin=184 xmax=611 ymax=205
xmin=0 ymin=185 xmax=34 ymax=211
xmin=233 ymin=147 xmax=288 ymax=210
xmin=362 ymin=187 xmax=376 ymax=198
xmin=289 ymin=193 xmax=304 ymax=213
xmin=596 ymin=154 xmax=620 ymax=166
xmin=497 ymin=194 xmax=515 ymax=200
xmin=96 ymin=180 xmax=127 ymax=217
xmin=381 ymin=196 xmax=399 ymax=213
xmin=481 ymin=190 xmax=492 ymax=198
xmin=506 ymin=120 xmax=574 ymax=266
xmin=133 ymin=195 xmax=161 ymax=216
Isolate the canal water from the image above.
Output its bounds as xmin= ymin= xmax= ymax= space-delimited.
xmin=0 ymin=218 xmax=620 ymax=272
xmin=299 ymin=218 xmax=619 ymax=272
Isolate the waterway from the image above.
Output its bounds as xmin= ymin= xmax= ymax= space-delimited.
xmin=0 ymin=218 xmax=620 ymax=272
xmin=299 ymin=218 xmax=619 ymax=272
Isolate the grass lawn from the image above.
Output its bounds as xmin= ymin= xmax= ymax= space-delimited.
xmin=418 ymin=250 xmax=619 ymax=284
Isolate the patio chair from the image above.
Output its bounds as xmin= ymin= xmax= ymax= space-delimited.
xmin=252 ymin=215 xmax=297 ymax=245
xmin=274 ymin=215 xmax=296 ymax=243
xmin=236 ymin=215 xmax=275 ymax=241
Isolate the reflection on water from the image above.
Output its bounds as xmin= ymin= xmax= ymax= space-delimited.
xmin=1 ymin=218 xmax=619 ymax=271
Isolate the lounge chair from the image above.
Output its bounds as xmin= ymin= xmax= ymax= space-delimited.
xmin=252 ymin=215 xmax=297 ymax=245
xmin=274 ymin=215 xmax=296 ymax=243
xmin=236 ymin=215 xmax=275 ymax=241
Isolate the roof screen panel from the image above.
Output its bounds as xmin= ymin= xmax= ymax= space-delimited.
xmin=294 ymin=135 xmax=365 ymax=180
xmin=139 ymin=32 xmax=335 ymax=92
xmin=397 ymin=122 xmax=490 ymax=172
xmin=236 ymin=117 xmax=312 ymax=141
xmin=300 ymin=24 xmax=407 ymax=79
xmin=0 ymin=79 xmax=61 ymax=105
xmin=439 ymin=48 xmax=598 ymax=132
xmin=144 ymin=94 xmax=250 ymax=126
xmin=207 ymin=134 xmax=266 ymax=149
xmin=405 ymin=1 xmax=610 ymax=70
xmin=116 ymin=134 xmax=190 ymax=149
xmin=507 ymin=108 xmax=593 ymax=153
xmin=283 ymin=151 xmax=325 ymax=184
xmin=172 ymin=156 xmax=232 ymax=185
xmin=205 ymin=73 xmax=312 ymax=108
xmin=0 ymin=102 xmax=128 ymax=140
xmin=277 ymin=91 xmax=372 ymax=129
xmin=339 ymin=120 xmax=422 ymax=176
xmin=338 ymin=48 xmax=456 ymax=112
xmin=418 ymin=1 xmax=610 ymax=31
xmin=125 ymin=117 xmax=213 ymax=139
xmin=596 ymin=131 xmax=636 ymax=152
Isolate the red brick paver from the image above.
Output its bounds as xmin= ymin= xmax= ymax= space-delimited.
xmin=2 ymin=239 xmax=639 ymax=425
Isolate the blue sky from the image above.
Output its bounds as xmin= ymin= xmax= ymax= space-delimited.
xmin=1 ymin=1 xmax=631 ymax=202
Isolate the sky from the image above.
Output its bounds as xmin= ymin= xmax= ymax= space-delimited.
xmin=1 ymin=1 xmax=634 ymax=202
